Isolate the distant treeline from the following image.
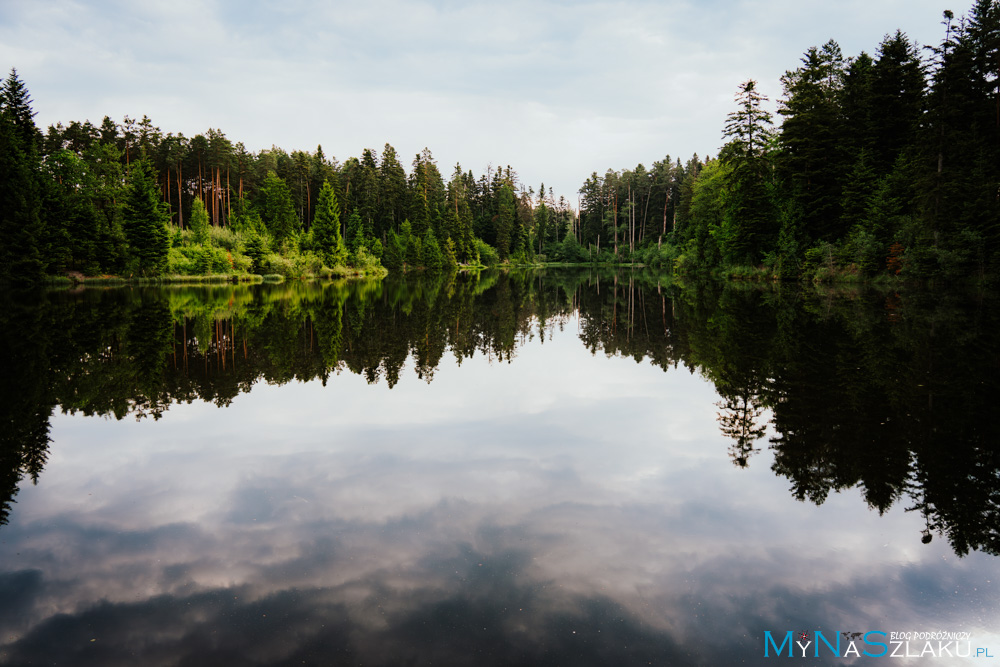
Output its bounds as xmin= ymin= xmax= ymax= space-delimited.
xmin=0 ymin=70 xmax=578 ymax=282
xmin=2 ymin=0 xmax=998 ymax=283
xmin=580 ymin=0 xmax=1000 ymax=281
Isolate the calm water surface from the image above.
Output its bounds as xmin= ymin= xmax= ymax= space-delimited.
xmin=1 ymin=270 xmax=998 ymax=665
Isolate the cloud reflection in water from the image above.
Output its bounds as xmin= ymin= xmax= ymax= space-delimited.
xmin=0 ymin=305 xmax=996 ymax=666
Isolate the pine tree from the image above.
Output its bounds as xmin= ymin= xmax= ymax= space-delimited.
xmin=122 ymin=159 xmax=170 ymax=275
xmin=778 ymin=42 xmax=848 ymax=242
xmin=495 ymin=184 xmax=516 ymax=260
xmin=1 ymin=68 xmax=39 ymax=150
xmin=870 ymin=31 xmax=926 ymax=176
xmin=313 ymin=181 xmax=347 ymax=267
xmin=379 ymin=143 xmax=408 ymax=234
xmin=258 ymin=171 xmax=299 ymax=244
xmin=720 ymin=79 xmax=777 ymax=264
xmin=0 ymin=116 xmax=43 ymax=282
xmin=383 ymin=228 xmax=405 ymax=270
xmin=0 ymin=70 xmax=44 ymax=282
xmin=422 ymin=228 xmax=444 ymax=270
xmin=189 ymin=197 xmax=210 ymax=245
xmin=345 ymin=209 xmax=364 ymax=254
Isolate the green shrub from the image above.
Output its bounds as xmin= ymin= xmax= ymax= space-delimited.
xmin=473 ymin=238 xmax=499 ymax=266
xmin=558 ymin=232 xmax=588 ymax=263
xmin=167 ymin=247 xmax=196 ymax=275
xmin=421 ymin=229 xmax=444 ymax=270
xmin=352 ymin=246 xmax=384 ymax=272
xmin=382 ymin=229 xmax=405 ymax=271
xmin=209 ymin=226 xmax=241 ymax=251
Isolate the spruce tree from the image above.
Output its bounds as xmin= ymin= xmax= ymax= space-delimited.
xmin=259 ymin=171 xmax=298 ymax=244
xmin=0 ymin=72 xmax=44 ymax=282
xmin=720 ymin=79 xmax=777 ymax=264
xmin=778 ymin=42 xmax=848 ymax=242
xmin=422 ymin=228 xmax=444 ymax=270
xmin=495 ymin=184 xmax=516 ymax=260
xmin=122 ymin=159 xmax=170 ymax=275
xmin=313 ymin=181 xmax=347 ymax=267
xmin=345 ymin=209 xmax=364 ymax=254
xmin=189 ymin=197 xmax=210 ymax=246
xmin=1 ymin=68 xmax=39 ymax=150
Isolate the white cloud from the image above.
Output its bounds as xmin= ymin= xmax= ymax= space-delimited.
xmin=1 ymin=0 xmax=953 ymax=197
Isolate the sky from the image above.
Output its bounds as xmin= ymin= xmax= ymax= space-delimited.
xmin=1 ymin=0 xmax=956 ymax=202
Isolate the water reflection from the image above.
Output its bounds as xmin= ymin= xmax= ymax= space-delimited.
xmin=0 ymin=273 xmax=998 ymax=665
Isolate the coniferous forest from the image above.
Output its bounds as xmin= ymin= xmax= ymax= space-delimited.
xmin=2 ymin=0 xmax=999 ymax=284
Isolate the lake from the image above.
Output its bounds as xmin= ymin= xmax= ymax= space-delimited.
xmin=1 ymin=270 xmax=998 ymax=665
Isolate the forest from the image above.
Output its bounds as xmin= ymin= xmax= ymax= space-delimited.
xmin=0 ymin=68 xmax=575 ymax=283
xmin=1 ymin=0 xmax=998 ymax=283
xmin=577 ymin=0 xmax=1000 ymax=281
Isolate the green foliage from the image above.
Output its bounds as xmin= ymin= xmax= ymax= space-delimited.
xmin=167 ymin=247 xmax=195 ymax=275
xmin=230 ymin=197 xmax=266 ymax=236
xmin=443 ymin=237 xmax=459 ymax=269
xmin=194 ymin=245 xmax=213 ymax=274
xmin=558 ymin=231 xmax=588 ymax=263
xmin=312 ymin=181 xmax=347 ymax=267
xmin=685 ymin=159 xmax=727 ymax=268
xmin=243 ymin=231 xmax=268 ymax=274
xmin=843 ymin=227 xmax=883 ymax=276
xmin=259 ymin=171 xmax=298 ymax=244
xmin=209 ymin=226 xmax=241 ymax=252
xmin=369 ymin=237 xmax=383 ymax=260
xmin=342 ymin=209 xmax=360 ymax=254
xmin=352 ymin=245 xmax=384 ymax=273
xmin=122 ymin=159 xmax=170 ymax=275
xmin=495 ymin=184 xmax=516 ymax=260
xmin=642 ymin=243 xmax=680 ymax=269
xmin=422 ymin=228 xmax=444 ymax=270
xmin=0 ymin=106 xmax=44 ymax=282
xmin=189 ymin=197 xmax=210 ymax=246
xmin=406 ymin=230 xmax=422 ymax=268
xmin=382 ymin=228 xmax=405 ymax=271
xmin=801 ymin=242 xmax=838 ymax=281
xmin=473 ymin=238 xmax=499 ymax=266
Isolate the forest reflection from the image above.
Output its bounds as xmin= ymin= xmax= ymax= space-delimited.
xmin=1 ymin=270 xmax=998 ymax=557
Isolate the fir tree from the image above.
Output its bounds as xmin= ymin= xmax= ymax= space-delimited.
xmin=345 ymin=209 xmax=364 ymax=254
xmin=312 ymin=181 xmax=347 ymax=267
xmin=122 ymin=159 xmax=170 ymax=275
xmin=259 ymin=171 xmax=299 ymax=244
xmin=189 ymin=197 xmax=210 ymax=246
xmin=1 ymin=68 xmax=39 ymax=150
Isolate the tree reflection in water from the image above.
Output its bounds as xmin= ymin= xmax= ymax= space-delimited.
xmin=1 ymin=271 xmax=998 ymax=555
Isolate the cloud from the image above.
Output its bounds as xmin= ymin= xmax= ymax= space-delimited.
xmin=0 ymin=0 xmax=952 ymax=198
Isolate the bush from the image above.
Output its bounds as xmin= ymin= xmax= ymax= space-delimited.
xmin=352 ymin=246 xmax=384 ymax=272
xmin=243 ymin=232 xmax=268 ymax=274
xmin=194 ymin=246 xmax=212 ymax=274
xmin=230 ymin=252 xmax=253 ymax=274
xmin=209 ymin=226 xmax=241 ymax=251
xmin=167 ymin=247 xmax=196 ymax=275
xmin=421 ymin=229 xmax=444 ymax=270
xmin=383 ymin=229 xmax=405 ymax=271
xmin=802 ymin=242 xmax=837 ymax=280
xmin=843 ymin=228 xmax=882 ymax=277
xmin=443 ymin=238 xmax=459 ymax=270
xmin=558 ymin=232 xmax=588 ymax=263
xmin=473 ymin=238 xmax=499 ymax=266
